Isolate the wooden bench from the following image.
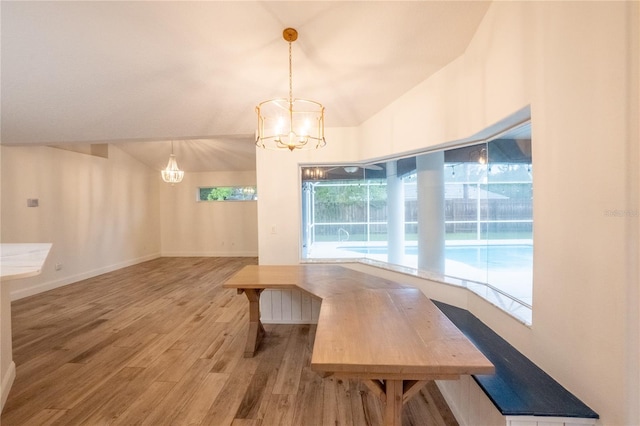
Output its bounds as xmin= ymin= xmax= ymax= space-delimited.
xmin=433 ymin=301 xmax=599 ymax=425
xmin=224 ymin=264 xmax=494 ymax=426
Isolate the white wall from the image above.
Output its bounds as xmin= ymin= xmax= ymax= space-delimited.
xmin=628 ymin=3 xmax=640 ymax=423
xmin=255 ymin=2 xmax=639 ymax=424
xmin=160 ymin=171 xmax=258 ymax=257
xmin=0 ymin=145 xmax=15 ymax=411
xmin=0 ymin=145 xmax=161 ymax=299
xmin=0 ymin=283 xmax=12 ymax=412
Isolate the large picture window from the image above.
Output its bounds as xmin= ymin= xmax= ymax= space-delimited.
xmin=301 ymin=122 xmax=532 ymax=323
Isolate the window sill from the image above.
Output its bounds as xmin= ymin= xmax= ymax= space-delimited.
xmin=301 ymin=257 xmax=532 ymax=326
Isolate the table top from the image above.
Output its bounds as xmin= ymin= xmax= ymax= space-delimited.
xmin=223 ymin=264 xmax=411 ymax=299
xmin=225 ymin=264 xmax=494 ymax=380
xmin=0 ymin=243 xmax=52 ymax=281
xmin=311 ymin=288 xmax=494 ymax=379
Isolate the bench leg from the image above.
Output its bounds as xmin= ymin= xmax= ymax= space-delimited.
xmin=242 ymin=288 xmax=265 ymax=358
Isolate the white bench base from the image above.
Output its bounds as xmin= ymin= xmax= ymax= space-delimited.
xmin=437 ymin=376 xmax=597 ymax=426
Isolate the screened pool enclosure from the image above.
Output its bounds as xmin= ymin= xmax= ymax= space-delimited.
xmin=301 ymin=123 xmax=533 ymax=323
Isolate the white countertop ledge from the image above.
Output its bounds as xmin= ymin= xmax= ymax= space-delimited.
xmin=0 ymin=243 xmax=52 ymax=281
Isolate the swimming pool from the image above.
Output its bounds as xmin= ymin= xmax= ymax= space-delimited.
xmin=338 ymin=244 xmax=533 ymax=271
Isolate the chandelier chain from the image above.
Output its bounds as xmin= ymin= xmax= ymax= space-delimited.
xmin=288 ymin=41 xmax=293 ymax=105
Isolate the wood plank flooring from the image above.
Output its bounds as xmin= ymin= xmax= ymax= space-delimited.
xmin=2 ymin=257 xmax=457 ymax=426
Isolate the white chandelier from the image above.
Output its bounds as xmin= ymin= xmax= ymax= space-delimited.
xmin=256 ymin=28 xmax=326 ymax=151
xmin=161 ymin=141 xmax=184 ymax=184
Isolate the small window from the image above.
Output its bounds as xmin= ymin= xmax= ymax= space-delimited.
xmin=198 ymin=186 xmax=257 ymax=201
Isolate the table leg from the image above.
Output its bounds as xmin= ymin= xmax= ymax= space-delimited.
xmin=383 ymin=379 xmax=403 ymax=426
xmin=241 ymin=288 xmax=265 ymax=358
xmin=363 ymin=379 xmax=428 ymax=426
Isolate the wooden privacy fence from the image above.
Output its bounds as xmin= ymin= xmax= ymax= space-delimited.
xmin=314 ymin=199 xmax=532 ymax=223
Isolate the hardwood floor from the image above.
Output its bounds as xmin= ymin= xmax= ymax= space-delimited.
xmin=2 ymin=257 xmax=456 ymax=426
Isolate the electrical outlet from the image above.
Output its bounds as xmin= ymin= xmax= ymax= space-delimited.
xmin=271 ymin=225 xmax=277 ymax=235
xmin=27 ymin=198 xmax=39 ymax=207
xmin=54 ymin=263 xmax=63 ymax=271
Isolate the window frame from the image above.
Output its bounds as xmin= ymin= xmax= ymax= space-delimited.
xmin=196 ymin=186 xmax=257 ymax=202
xmin=299 ymin=120 xmax=533 ymax=324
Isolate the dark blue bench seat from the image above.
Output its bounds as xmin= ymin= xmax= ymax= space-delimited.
xmin=433 ymin=301 xmax=599 ymax=420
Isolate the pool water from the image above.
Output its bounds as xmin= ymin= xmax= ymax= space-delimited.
xmin=340 ymin=244 xmax=533 ymax=271
xmin=322 ymin=242 xmax=533 ymax=310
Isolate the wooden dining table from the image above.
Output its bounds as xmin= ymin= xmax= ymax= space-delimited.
xmin=224 ymin=264 xmax=494 ymax=426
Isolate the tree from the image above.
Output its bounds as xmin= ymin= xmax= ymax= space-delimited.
xmin=204 ymin=187 xmax=233 ymax=201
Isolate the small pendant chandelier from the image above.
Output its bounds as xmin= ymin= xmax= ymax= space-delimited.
xmin=161 ymin=141 xmax=184 ymax=184
xmin=256 ymin=28 xmax=326 ymax=151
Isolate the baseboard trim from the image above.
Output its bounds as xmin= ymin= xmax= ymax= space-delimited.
xmin=1 ymin=361 xmax=16 ymax=413
xmin=261 ymin=319 xmax=318 ymax=325
xmin=10 ymin=253 xmax=161 ymax=301
xmin=160 ymin=251 xmax=258 ymax=257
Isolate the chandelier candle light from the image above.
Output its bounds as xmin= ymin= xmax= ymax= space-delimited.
xmin=256 ymin=28 xmax=326 ymax=151
xmin=161 ymin=141 xmax=184 ymax=184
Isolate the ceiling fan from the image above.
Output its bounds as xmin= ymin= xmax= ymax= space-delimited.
xmin=327 ymin=163 xmax=384 ymax=174
xmin=302 ymin=163 xmax=385 ymax=181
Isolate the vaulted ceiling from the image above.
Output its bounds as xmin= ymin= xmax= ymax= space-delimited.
xmin=1 ymin=1 xmax=491 ymax=171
